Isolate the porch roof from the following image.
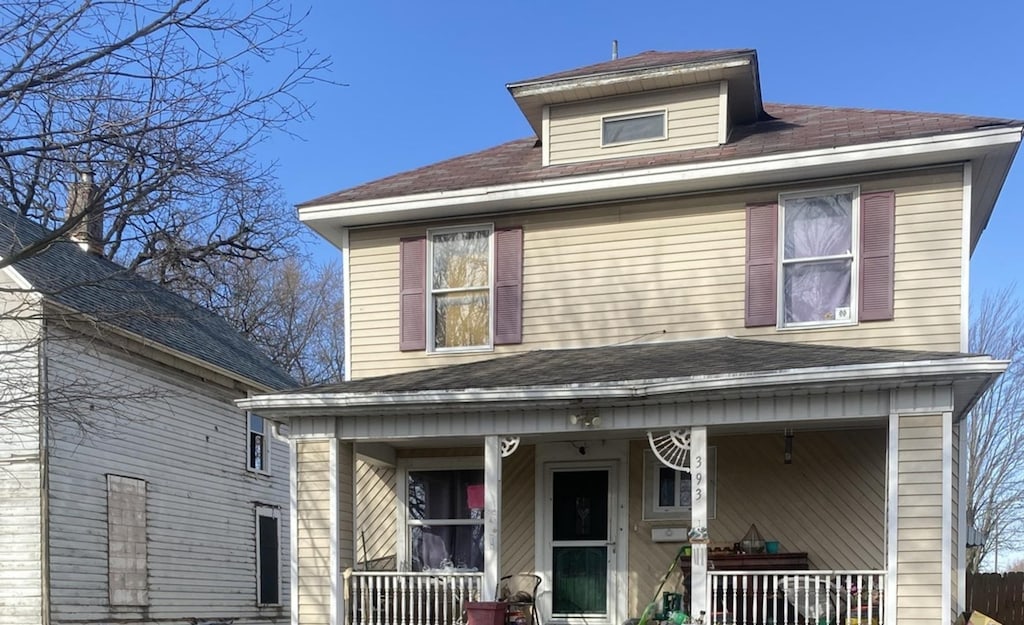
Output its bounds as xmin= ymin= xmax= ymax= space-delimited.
xmin=239 ymin=338 xmax=1004 ymax=420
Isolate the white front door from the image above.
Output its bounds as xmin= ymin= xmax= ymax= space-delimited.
xmin=539 ymin=455 xmax=626 ymax=625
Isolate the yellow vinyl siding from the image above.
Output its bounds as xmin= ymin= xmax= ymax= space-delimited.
xmin=896 ymin=414 xmax=945 ymax=624
xmin=296 ymin=440 xmax=333 ymax=625
xmin=355 ymin=460 xmax=397 ymax=569
xmin=348 ymin=166 xmax=963 ymax=379
xmin=501 ymin=446 xmax=535 ymax=578
xmin=547 ymin=84 xmax=721 ymax=165
xmin=626 ymin=430 xmax=886 ymax=617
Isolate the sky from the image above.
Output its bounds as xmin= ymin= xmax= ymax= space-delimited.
xmin=259 ymin=0 xmax=1023 ymax=303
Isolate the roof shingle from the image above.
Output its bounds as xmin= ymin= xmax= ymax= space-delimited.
xmin=510 ymin=49 xmax=755 ymax=85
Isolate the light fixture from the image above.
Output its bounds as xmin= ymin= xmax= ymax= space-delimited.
xmin=784 ymin=429 xmax=794 ymax=464
xmin=569 ymin=408 xmax=600 ymax=428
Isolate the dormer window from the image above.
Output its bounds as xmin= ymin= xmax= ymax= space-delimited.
xmin=601 ymin=110 xmax=666 ymax=146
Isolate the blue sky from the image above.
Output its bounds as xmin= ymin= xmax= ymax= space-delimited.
xmin=261 ymin=0 xmax=1023 ymax=300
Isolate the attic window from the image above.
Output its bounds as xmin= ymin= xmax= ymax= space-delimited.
xmin=601 ymin=110 xmax=666 ymax=146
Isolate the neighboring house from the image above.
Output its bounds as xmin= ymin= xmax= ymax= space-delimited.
xmin=239 ymin=49 xmax=1023 ymax=625
xmin=0 ymin=205 xmax=295 ymax=625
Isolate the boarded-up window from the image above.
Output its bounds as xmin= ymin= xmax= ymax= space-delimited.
xmin=107 ymin=475 xmax=148 ymax=606
xmin=256 ymin=506 xmax=281 ymax=605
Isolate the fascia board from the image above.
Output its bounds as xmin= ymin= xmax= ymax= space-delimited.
xmin=299 ymin=126 xmax=1024 ymax=229
xmin=237 ymin=357 xmax=1007 ymax=413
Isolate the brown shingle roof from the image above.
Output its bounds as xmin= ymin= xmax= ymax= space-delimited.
xmin=509 ymin=49 xmax=755 ymax=85
xmin=300 ymin=104 xmax=1020 ymax=208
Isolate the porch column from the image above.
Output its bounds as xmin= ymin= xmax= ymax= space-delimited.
xmin=294 ymin=438 xmax=355 ymax=625
xmin=483 ymin=435 xmax=503 ymax=600
xmin=689 ymin=427 xmax=708 ymax=619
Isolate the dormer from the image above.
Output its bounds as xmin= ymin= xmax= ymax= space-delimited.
xmin=507 ymin=49 xmax=764 ymax=166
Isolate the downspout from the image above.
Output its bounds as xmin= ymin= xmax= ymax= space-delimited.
xmin=271 ymin=421 xmax=299 ymax=625
xmin=39 ymin=317 xmax=51 ymax=625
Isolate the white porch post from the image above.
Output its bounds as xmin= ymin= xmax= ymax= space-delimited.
xmin=483 ymin=435 xmax=503 ymax=601
xmin=689 ymin=426 xmax=708 ymax=619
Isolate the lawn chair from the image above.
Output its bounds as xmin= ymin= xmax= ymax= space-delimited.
xmin=500 ymin=573 xmax=542 ymax=625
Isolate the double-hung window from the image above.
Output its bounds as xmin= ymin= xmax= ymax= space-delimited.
xmin=779 ymin=188 xmax=858 ymax=327
xmin=248 ymin=413 xmax=270 ymax=473
xmin=429 ymin=225 xmax=493 ymax=350
xmin=405 ymin=467 xmax=485 ymax=571
xmin=642 ymin=449 xmax=717 ymax=521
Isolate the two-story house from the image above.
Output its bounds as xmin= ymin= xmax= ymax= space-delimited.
xmin=239 ymin=49 xmax=1023 ymax=625
xmin=0 ymin=206 xmax=294 ymax=625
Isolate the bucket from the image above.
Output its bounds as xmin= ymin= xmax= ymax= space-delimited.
xmin=765 ymin=540 xmax=779 ymax=554
xmin=465 ymin=601 xmax=507 ymax=625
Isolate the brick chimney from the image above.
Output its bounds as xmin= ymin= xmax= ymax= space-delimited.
xmin=67 ymin=170 xmax=103 ymax=255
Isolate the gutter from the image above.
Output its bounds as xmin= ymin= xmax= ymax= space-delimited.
xmin=237 ymin=356 xmax=1007 ymax=412
xmin=298 ymin=125 xmax=1024 ymax=227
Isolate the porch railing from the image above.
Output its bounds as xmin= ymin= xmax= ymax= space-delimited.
xmin=707 ymin=570 xmax=884 ymax=625
xmin=347 ymin=570 xmax=484 ymax=625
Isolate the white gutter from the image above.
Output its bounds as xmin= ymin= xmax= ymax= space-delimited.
xmin=299 ymin=126 xmax=1023 ymax=227
xmin=237 ymin=357 xmax=1007 ymax=412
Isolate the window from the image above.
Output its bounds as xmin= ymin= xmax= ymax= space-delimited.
xmin=642 ymin=449 xmax=716 ymax=521
xmin=406 ymin=468 xmax=485 ymax=571
xmin=256 ymin=506 xmax=281 ymax=605
xmin=779 ymin=188 xmax=859 ymax=327
xmin=248 ymin=413 xmax=270 ymax=473
xmin=107 ymin=475 xmax=148 ymax=606
xmin=429 ymin=225 xmax=493 ymax=350
xmin=601 ymin=110 xmax=666 ymax=146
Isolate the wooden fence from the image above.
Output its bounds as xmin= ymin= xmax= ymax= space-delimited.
xmin=967 ymin=572 xmax=1024 ymax=625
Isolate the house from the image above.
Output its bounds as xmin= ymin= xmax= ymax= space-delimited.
xmin=0 ymin=204 xmax=295 ymax=625
xmin=238 ymin=49 xmax=1023 ymax=625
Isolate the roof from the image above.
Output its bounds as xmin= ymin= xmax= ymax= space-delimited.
xmin=300 ymin=103 xmax=1020 ymax=208
xmin=0 ymin=208 xmax=295 ymax=390
xmin=291 ymin=337 xmax=973 ymax=395
xmin=509 ymin=49 xmax=755 ymax=85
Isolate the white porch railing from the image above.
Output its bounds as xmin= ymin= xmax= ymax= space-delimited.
xmin=707 ymin=570 xmax=884 ymax=625
xmin=347 ymin=571 xmax=484 ymax=625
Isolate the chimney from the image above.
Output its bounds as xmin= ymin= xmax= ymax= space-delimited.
xmin=611 ymin=40 xmax=619 ymax=60
xmin=67 ymin=170 xmax=103 ymax=255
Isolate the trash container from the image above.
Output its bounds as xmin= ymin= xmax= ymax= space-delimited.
xmin=465 ymin=601 xmax=507 ymax=625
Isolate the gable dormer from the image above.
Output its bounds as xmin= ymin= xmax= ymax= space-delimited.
xmin=507 ymin=49 xmax=764 ymax=166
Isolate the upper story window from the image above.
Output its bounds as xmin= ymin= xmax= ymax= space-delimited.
xmin=779 ymin=188 xmax=859 ymax=327
xmin=429 ymin=225 xmax=493 ymax=350
xmin=248 ymin=413 xmax=270 ymax=473
xmin=744 ymin=187 xmax=894 ymax=330
xmin=601 ymin=110 xmax=666 ymax=146
xmin=400 ymin=226 xmax=523 ymax=352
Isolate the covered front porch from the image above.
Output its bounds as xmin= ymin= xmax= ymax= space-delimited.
xmin=241 ymin=338 xmax=1001 ymax=625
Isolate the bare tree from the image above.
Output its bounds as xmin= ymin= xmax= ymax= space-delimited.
xmin=965 ymin=286 xmax=1024 ymax=572
xmin=183 ymin=254 xmax=346 ymax=385
xmin=0 ymin=0 xmax=329 ymax=277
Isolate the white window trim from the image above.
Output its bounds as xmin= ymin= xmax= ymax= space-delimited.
xmin=395 ymin=456 xmax=484 ymax=570
xmin=426 ymin=223 xmax=495 ymax=354
xmin=776 ymin=185 xmax=861 ymax=330
xmin=255 ymin=505 xmax=282 ymax=606
xmin=247 ymin=412 xmax=271 ymax=475
xmin=642 ymin=448 xmax=717 ymax=521
xmin=600 ymin=108 xmax=668 ymax=147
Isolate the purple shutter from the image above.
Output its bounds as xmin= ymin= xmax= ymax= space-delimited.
xmin=399 ymin=236 xmax=427 ymax=351
xmin=745 ymin=202 xmax=778 ymax=327
xmin=493 ymin=226 xmax=524 ymax=345
xmin=860 ymin=191 xmax=895 ymax=322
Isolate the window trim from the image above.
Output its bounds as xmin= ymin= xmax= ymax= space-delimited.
xmin=641 ymin=448 xmax=717 ymax=521
xmin=600 ymin=109 xmax=668 ymax=147
xmin=255 ymin=505 xmax=282 ymax=606
xmin=426 ymin=223 xmax=495 ymax=353
xmin=247 ymin=412 xmax=271 ymax=475
xmin=776 ymin=185 xmax=861 ymax=329
xmin=396 ymin=456 xmax=484 ymax=570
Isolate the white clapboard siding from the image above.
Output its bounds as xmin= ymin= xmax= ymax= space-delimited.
xmin=347 ymin=166 xmax=965 ymax=379
xmin=0 ymin=271 xmax=43 ymax=625
xmin=43 ymin=331 xmax=290 ymax=625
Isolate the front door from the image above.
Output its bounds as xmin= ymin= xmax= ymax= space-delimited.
xmin=543 ymin=463 xmax=621 ymax=625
